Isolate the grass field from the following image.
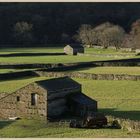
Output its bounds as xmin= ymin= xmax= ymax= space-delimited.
xmin=0 ymin=47 xmax=139 ymax=137
xmin=0 ymin=47 xmax=136 ymax=54
xmin=0 ymin=55 xmax=122 ymax=64
xmin=85 ymin=47 xmax=136 ymax=54
xmin=0 ymin=76 xmax=140 ymax=137
xmin=0 ymin=47 xmax=138 ymax=64
xmin=0 ymin=119 xmax=139 ymax=138
xmin=74 ymin=67 xmax=140 ymax=75
xmin=0 ymin=77 xmax=139 ymax=121
xmin=0 ymin=77 xmax=47 ymax=93
xmin=1 ymin=119 xmax=139 ymax=138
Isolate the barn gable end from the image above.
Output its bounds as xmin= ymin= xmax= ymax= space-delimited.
xmin=0 ymin=83 xmax=47 ymax=120
xmin=64 ymin=44 xmax=84 ymax=55
xmin=36 ymin=77 xmax=82 ymax=118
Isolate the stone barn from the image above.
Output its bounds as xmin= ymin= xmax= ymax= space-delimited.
xmin=0 ymin=77 xmax=97 ymax=120
xmin=64 ymin=44 xmax=84 ymax=55
xmin=67 ymin=93 xmax=97 ymax=117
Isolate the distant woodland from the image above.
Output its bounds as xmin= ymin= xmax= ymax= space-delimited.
xmin=1 ymin=3 xmax=140 ymax=48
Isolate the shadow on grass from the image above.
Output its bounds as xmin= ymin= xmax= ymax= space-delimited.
xmin=0 ymin=120 xmax=15 ymax=129
xmin=99 ymin=108 xmax=140 ymax=121
xmin=0 ymin=71 xmax=39 ymax=82
xmin=0 ymin=52 xmax=66 ymax=57
xmin=43 ymin=63 xmax=97 ymax=72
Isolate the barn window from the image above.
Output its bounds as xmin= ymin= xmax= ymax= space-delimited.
xmin=17 ymin=96 xmax=20 ymax=102
xmin=31 ymin=93 xmax=37 ymax=106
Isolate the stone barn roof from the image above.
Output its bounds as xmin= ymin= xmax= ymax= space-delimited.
xmin=70 ymin=92 xmax=97 ymax=105
xmin=36 ymin=76 xmax=81 ymax=92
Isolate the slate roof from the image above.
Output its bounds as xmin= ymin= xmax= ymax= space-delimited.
xmin=70 ymin=92 xmax=97 ymax=105
xmin=36 ymin=76 xmax=81 ymax=92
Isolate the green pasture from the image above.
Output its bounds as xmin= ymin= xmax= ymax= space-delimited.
xmin=0 ymin=77 xmax=140 ymax=137
xmin=85 ymin=47 xmax=136 ymax=54
xmin=0 ymin=77 xmax=47 ymax=93
xmin=0 ymin=119 xmax=139 ymax=138
xmin=0 ymin=77 xmax=139 ymax=121
xmin=0 ymin=55 xmax=123 ymax=64
xmin=1 ymin=66 xmax=140 ymax=76
xmin=74 ymin=67 xmax=140 ymax=75
xmin=0 ymin=47 xmax=139 ymax=64
xmin=0 ymin=47 xmax=136 ymax=54
xmin=0 ymin=46 xmax=139 ymax=137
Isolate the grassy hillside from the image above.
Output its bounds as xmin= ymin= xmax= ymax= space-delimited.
xmin=0 ymin=119 xmax=139 ymax=138
xmin=0 ymin=47 xmax=135 ymax=54
xmin=0 ymin=55 xmax=120 ymax=64
xmin=0 ymin=76 xmax=140 ymax=137
xmin=74 ymin=67 xmax=140 ymax=75
xmin=0 ymin=77 xmax=139 ymax=121
xmin=0 ymin=47 xmax=139 ymax=137
xmin=0 ymin=47 xmax=138 ymax=64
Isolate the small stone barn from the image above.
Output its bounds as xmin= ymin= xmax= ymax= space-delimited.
xmin=64 ymin=44 xmax=84 ymax=55
xmin=0 ymin=77 xmax=97 ymax=120
xmin=67 ymin=93 xmax=97 ymax=117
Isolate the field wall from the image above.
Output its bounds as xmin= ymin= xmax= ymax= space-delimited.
xmin=0 ymin=70 xmax=140 ymax=81
xmin=36 ymin=71 xmax=140 ymax=81
xmin=0 ymin=58 xmax=140 ymax=70
xmin=78 ymin=53 xmax=136 ymax=58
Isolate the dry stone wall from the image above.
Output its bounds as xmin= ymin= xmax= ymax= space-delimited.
xmin=36 ymin=71 xmax=140 ymax=81
xmin=78 ymin=53 xmax=135 ymax=58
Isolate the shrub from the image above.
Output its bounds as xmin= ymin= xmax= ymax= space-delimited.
xmin=106 ymin=115 xmax=140 ymax=132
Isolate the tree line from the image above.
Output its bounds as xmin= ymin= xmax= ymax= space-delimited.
xmin=0 ymin=3 xmax=140 ymax=49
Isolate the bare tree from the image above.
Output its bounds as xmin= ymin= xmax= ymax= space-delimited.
xmin=94 ymin=22 xmax=125 ymax=49
xmin=74 ymin=24 xmax=96 ymax=47
xmin=75 ymin=22 xmax=125 ymax=49
xmin=123 ymin=19 xmax=140 ymax=49
xmin=106 ymin=26 xmax=125 ymax=49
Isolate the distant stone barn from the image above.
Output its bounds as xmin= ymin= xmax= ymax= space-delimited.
xmin=64 ymin=44 xmax=84 ymax=55
xmin=0 ymin=77 xmax=97 ymax=120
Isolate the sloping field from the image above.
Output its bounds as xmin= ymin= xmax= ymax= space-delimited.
xmin=0 ymin=47 xmax=135 ymax=54
xmin=74 ymin=67 xmax=140 ymax=75
xmin=0 ymin=55 xmax=125 ymax=64
xmin=0 ymin=77 xmax=140 ymax=137
xmin=0 ymin=47 xmax=139 ymax=64
xmin=0 ymin=47 xmax=139 ymax=137
xmin=0 ymin=77 xmax=139 ymax=121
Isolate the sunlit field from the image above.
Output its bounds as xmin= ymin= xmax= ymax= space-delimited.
xmin=0 ymin=47 xmax=139 ymax=64
xmin=73 ymin=67 xmax=140 ymax=75
xmin=0 ymin=47 xmax=139 ymax=137
xmin=0 ymin=76 xmax=140 ymax=137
